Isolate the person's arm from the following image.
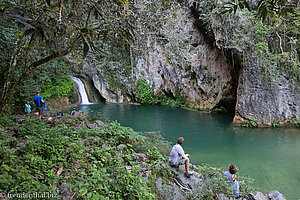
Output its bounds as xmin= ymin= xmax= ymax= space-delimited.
xmin=232 ymin=174 xmax=237 ymax=181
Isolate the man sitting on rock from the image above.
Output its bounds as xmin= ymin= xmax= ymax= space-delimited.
xmin=169 ymin=137 xmax=193 ymax=178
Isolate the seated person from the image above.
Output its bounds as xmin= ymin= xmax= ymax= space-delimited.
xmin=223 ymin=164 xmax=240 ymax=198
xmin=169 ymin=137 xmax=192 ymax=178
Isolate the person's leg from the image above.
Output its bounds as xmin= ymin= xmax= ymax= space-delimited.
xmin=185 ymin=157 xmax=189 ymax=173
xmin=38 ymin=107 xmax=43 ymax=120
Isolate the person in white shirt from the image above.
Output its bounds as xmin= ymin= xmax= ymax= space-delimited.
xmin=169 ymin=137 xmax=192 ymax=177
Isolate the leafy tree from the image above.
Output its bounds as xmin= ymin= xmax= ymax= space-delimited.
xmin=222 ymin=0 xmax=298 ymax=22
xmin=0 ymin=0 xmax=91 ymax=113
xmin=0 ymin=0 xmax=136 ymax=114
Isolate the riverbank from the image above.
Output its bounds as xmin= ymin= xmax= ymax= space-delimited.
xmin=0 ymin=113 xmax=286 ymax=199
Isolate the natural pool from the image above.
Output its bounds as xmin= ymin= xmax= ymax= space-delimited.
xmin=75 ymin=103 xmax=300 ymax=199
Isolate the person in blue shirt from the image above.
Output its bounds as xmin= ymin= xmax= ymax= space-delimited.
xmin=25 ymin=101 xmax=31 ymax=114
xmin=33 ymin=91 xmax=45 ymax=120
xmin=223 ymin=164 xmax=240 ymax=198
xmin=58 ymin=111 xmax=64 ymax=117
xmin=71 ymin=108 xmax=76 ymax=116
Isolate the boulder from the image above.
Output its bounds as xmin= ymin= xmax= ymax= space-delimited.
xmin=267 ymin=191 xmax=286 ymax=200
xmin=254 ymin=192 xmax=268 ymax=200
xmin=59 ymin=183 xmax=72 ymax=200
xmin=216 ymin=194 xmax=233 ymax=200
xmin=135 ymin=153 xmax=148 ymax=162
xmin=86 ymin=120 xmax=105 ymax=130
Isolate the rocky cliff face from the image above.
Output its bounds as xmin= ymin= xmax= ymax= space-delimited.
xmin=133 ymin=19 xmax=238 ymax=111
xmin=69 ymin=0 xmax=299 ymax=126
xmin=234 ymin=58 xmax=300 ymax=126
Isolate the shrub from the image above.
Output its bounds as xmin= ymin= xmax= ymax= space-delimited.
xmin=136 ymin=78 xmax=157 ymax=104
xmin=242 ymin=119 xmax=258 ymax=128
xmin=0 ymin=118 xmax=170 ymax=199
xmin=294 ymin=119 xmax=300 ymax=128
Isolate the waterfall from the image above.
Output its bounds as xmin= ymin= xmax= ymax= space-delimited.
xmin=71 ymin=77 xmax=92 ymax=105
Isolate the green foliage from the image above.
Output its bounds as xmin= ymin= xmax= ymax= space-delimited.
xmin=40 ymin=75 xmax=74 ymax=100
xmin=198 ymin=0 xmax=299 ymax=83
xmin=294 ymin=118 xmax=300 ymax=128
xmin=242 ymin=119 xmax=258 ymax=128
xmin=221 ymin=0 xmax=297 ymax=22
xmin=40 ymin=59 xmax=75 ymax=100
xmin=0 ymin=117 xmax=172 ymax=199
xmin=190 ymin=164 xmax=255 ymax=199
xmin=107 ymin=75 xmax=119 ymax=91
xmin=136 ymin=78 xmax=157 ymax=104
xmin=272 ymin=122 xmax=281 ymax=128
xmin=135 ymin=131 xmax=171 ymax=157
xmin=158 ymin=93 xmax=189 ymax=107
xmin=192 ymin=164 xmax=233 ymax=198
xmin=0 ymin=114 xmax=15 ymax=127
xmin=187 ymin=104 xmax=195 ymax=109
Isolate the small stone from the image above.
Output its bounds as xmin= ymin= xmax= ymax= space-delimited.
xmin=59 ymin=183 xmax=72 ymax=199
xmin=95 ymin=120 xmax=105 ymax=127
xmin=156 ymin=177 xmax=162 ymax=190
xmin=216 ymin=194 xmax=232 ymax=200
xmin=135 ymin=153 xmax=147 ymax=162
xmin=254 ymin=191 xmax=268 ymax=200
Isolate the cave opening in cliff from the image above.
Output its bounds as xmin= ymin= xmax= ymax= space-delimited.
xmin=214 ymin=100 xmax=236 ymax=113
xmin=188 ymin=3 xmax=242 ymax=115
xmin=221 ymin=50 xmax=242 ymax=114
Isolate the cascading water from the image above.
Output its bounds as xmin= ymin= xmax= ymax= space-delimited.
xmin=71 ymin=77 xmax=92 ymax=105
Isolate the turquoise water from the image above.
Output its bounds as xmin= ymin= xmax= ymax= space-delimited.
xmin=76 ymin=103 xmax=300 ymax=199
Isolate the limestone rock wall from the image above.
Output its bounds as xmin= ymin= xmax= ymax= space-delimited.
xmin=234 ymin=58 xmax=300 ymax=125
xmin=132 ymin=3 xmax=237 ymax=110
xmin=134 ymin=24 xmax=236 ymax=110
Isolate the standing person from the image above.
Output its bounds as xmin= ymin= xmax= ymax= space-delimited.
xmin=25 ymin=101 xmax=31 ymax=114
xmin=33 ymin=91 xmax=44 ymax=120
xmin=71 ymin=108 xmax=76 ymax=116
xmin=169 ymin=137 xmax=193 ymax=178
xmin=223 ymin=164 xmax=240 ymax=198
